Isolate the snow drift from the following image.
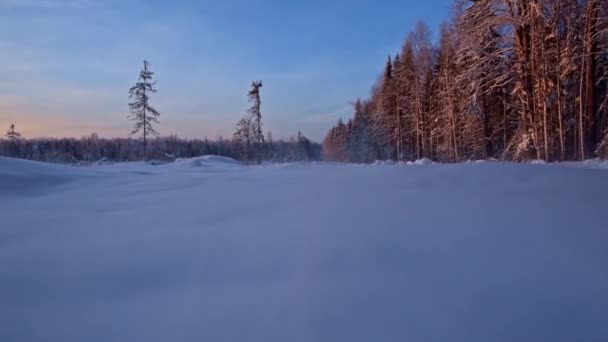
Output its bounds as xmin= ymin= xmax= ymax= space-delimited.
xmin=174 ymin=155 xmax=241 ymax=170
xmin=1 ymin=158 xmax=607 ymax=342
xmin=0 ymin=157 xmax=85 ymax=197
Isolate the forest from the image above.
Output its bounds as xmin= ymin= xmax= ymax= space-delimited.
xmin=323 ymin=0 xmax=608 ymax=163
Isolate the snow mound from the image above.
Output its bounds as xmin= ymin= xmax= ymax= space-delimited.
xmin=374 ymin=159 xmax=433 ymax=166
xmin=581 ymin=159 xmax=608 ymax=169
xmin=466 ymin=159 xmax=496 ymax=163
xmin=561 ymin=159 xmax=608 ymax=170
xmin=174 ymin=155 xmax=241 ymax=169
xmin=0 ymin=157 xmax=83 ymax=196
xmin=414 ymin=158 xmax=433 ymax=165
xmin=94 ymin=157 xmax=112 ymax=166
xmin=373 ymin=160 xmax=396 ymax=166
xmin=146 ymin=160 xmax=171 ymax=166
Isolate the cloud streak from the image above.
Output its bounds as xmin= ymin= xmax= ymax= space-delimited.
xmin=0 ymin=0 xmax=101 ymax=9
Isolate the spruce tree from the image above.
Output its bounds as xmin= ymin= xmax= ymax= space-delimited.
xmin=5 ymin=124 xmax=21 ymax=142
xmin=4 ymin=124 xmax=21 ymax=157
xmin=128 ymin=60 xmax=160 ymax=159
xmin=248 ymin=80 xmax=263 ymax=164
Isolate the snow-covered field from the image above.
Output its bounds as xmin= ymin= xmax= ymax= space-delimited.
xmin=1 ymin=156 xmax=607 ymax=342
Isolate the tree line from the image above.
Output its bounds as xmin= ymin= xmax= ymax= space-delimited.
xmin=324 ymin=0 xmax=608 ymax=163
xmin=0 ymin=129 xmax=320 ymax=165
xmin=1 ymin=61 xmax=320 ymax=164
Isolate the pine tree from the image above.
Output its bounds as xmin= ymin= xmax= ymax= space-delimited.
xmin=128 ymin=60 xmax=160 ymax=159
xmin=248 ymin=80 xmax=264 ymax=164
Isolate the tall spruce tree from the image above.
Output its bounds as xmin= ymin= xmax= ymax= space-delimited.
xmin=128 ymin=60 xmax=160 ymax=159
xmin=248 ymin=80 xmax=263 ymax=164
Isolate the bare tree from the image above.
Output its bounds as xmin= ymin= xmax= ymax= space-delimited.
xmin=436 ymin=23 xmax=463 ymax=161
xmin=409 ymin=21 xmax=435 ymax=159
xmin=580 ymin=0 xmax=602 ymax=158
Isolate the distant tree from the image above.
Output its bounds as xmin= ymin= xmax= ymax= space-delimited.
xmin=297 ymin=131 xmax=313 ymax=160
xmin=248 ymin=80 xmax=264 ymax=164
xmin=349 ymin=98 xmax=375 ymax=162
xmin=324 ymin=116 xmax=358 ymax=162
xmin=233 ymin=116 xmax=253 ymax=161
xmin=374 ymin=56 xmax=397 ymax=159
xmin=167 ymin=134 xmax=178 ymax=157
xmin=5 ymin=123 xmax=21 ymax=142
xmin=266 ymin=131 xmax=275 ymax=161
xmin=4 ymin=123 xmax=21 ymax=157
xmin=128 ymin=60 xmax=160 ymax=159
xmin=203 ymin=137 xmax=213 ymax=155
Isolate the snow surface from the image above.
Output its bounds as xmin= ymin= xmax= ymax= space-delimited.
xmin=1 ymin=156 xmax=608 ymax=342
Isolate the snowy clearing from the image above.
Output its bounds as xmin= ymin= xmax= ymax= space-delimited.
xmin=1 ymin=156 xmax=607 ymax=342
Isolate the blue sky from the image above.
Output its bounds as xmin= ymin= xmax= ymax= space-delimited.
xmin=0 ymin=0 xmax=451 ymax=141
